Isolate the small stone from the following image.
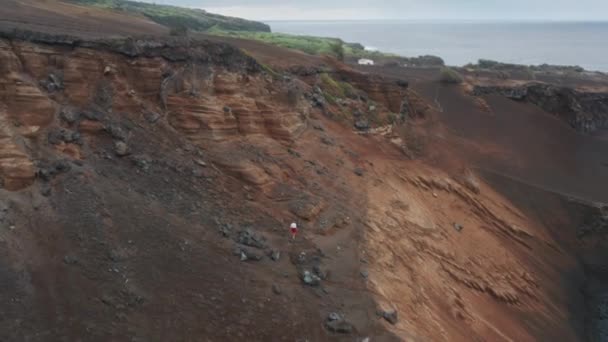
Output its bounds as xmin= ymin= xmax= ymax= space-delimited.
xmin=301 ymin=270 xmax=321 ymax=286
xmin=63 ymin=255 xmax=78 ymax=265
xmin=354 ymin=119 xmax=370 ymax=131
xmin=360 ymin=270 xmax=369 ymax=279
xmin=328 ymin=312 xmax=342 ymax=321
xmin=143 ymin=111 xmax=160 ymax=123
xmin=194 ymin=159 xmax=207 ymax=167
xmin=312 ymin=122 xmax=325 ymax=131
xmin=238 ymin=247 xmax=262 ymax=262
xmin=237 ymin=229 xmax=266 ymax=249
xmin=272 ymin=284 xmax=282 ymax=295
xmin=380 ymin=309 xmax=398 ymax=325
xmin=219 ymin=224 xmax=231 ymax=238
xmin=103 ymin=66 xmax=112 ymax=75
xmin=433 ymin=192 xmax=438 ymax=198
xmin=354 ymin=168 xmax=364 ymax=177
xmin=320 ymin=136 xmax=334 ymax=146
xmin=325 ymin=315 xmax=354 ymax=334
xmin=192 ymin=168 xmax=203 ymax=178
xmin=453 ymin=223 xmax=464 ymax=232
xmin=313 ymin=265 xmax=328 ymax=280
xmin=114 ymin=141 xmax=129 ymax=157
xmin=60 ymin=107 xmax=80 ymax=124
xmin=269 ymin=250 xmax=281 ymax=261
xmin=40 ymin=184 xmax=52 ymax=197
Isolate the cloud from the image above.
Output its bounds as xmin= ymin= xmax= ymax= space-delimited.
xmin=139 ymin=0 xmax=608 ymax=21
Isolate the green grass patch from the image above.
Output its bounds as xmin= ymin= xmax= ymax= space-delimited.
xmin=211 ymin=29 xmax=396 ymax=60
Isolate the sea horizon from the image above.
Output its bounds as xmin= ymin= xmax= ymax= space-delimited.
xmin=266 ymin=20 xmax=608 ymax=71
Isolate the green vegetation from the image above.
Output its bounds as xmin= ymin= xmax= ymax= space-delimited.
xmin=68 ymin=0 xmax=270 ymax=32
xmin=467 ymin=59 xmax=585 ymax=73
xmin=439 ymin=67 xmax=464 ymax=84
xmin=211 ymin=29 xmax=396 ymax=60
xmin=70 ymin=0 xmax=402 ymax=61
xmin=318 ymin=73 xmax=359 ymax=100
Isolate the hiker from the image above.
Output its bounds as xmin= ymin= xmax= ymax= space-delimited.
xmin=290 ymin=222 xmax=298 ymax=240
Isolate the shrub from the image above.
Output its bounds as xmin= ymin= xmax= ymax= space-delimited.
xmin=329 ymin=41 xmax=345 ymax=61
xmin=439 ymin=67 xmax=463 ymax=84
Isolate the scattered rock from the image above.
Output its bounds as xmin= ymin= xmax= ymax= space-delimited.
xmin=328 ymin=312 xmax=342 ymax=321
xmin=47 ymin=128 xmax=80 ymax=145
xmin=131 ymin=155 xmax=151 ymax=172
xmin=143 ymin=110 xmax=161 ymax=123
xmin=218 ymin=223 xmax=232 ymax=238
xmin=313 ymin=265 xmax=328 ymax=280
xmin=105 ymin=123 xmax=130 ymax=141
xmin=269 ymin=250 xmax=281 ymax=261
xmin=287 ymin=148 xmax=301 ymax=158
xmin=312 ymin=122 xmax=325 ymax=131
xmin=325 ymin=313 xmax=354 ymax=334
xmin=360 ymin=270 xmax=369 ymax=279
xmin=108 ymin=249 xmax=129 ymax=262
xmin=81 ymin=109 xmax=105 ymax=122
xmin=223 ymin=106 xmax=232 ymax=114
xmin=40 ymin=72 xmax=63 ymax=92
xmin=396 ymin=80 xmax=409 ymax=88
xmin=301 ymin=270 xmax=321 ymax=286
xmin=236 ymin=247 xmax=262 ymax=262
xmin=103 ymin=66 xmax=112 ymax=75
xmin=463 ymin=170 xmax=481 ymax=194
xmin=354 ymin=168 xmax=364 ymax=177
xmin=40 ymin=184 xmax=52 ymax=197
xmin=60 ymin=107 xmax=80 ymax=124
xmin=272 ymin=284 xmax=282 ymax=295
xmin=63 ymin=255 xmax=78 ymax=265
xmin=320 ymin=136 xmax=334 ymax=146
xmin=192 ymin=168 xmax=204 ymax=178
xmin=37 ymin=160 xmax=71 ymax=181
xmin=354 ymin=119 xmax=370 ymax=131
xmin=194 ymin=159 xmax=207 ymax=167
xmin=453 ymin=223 xmax=464 ymax=232
xmin=289 ymin=197 xmax=323 ymax=221
xmin=237 ymin=228 xmax=266 ymax=249
xmin=114 ymin=141 xmax=129 ymax=157
xmin=379 ymin=309 xmax=398 ymax=325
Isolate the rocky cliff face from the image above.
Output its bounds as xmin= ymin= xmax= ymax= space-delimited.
xmin=473 ymin=83 xmax=608 ymax=133
xmin=0 ymin=31 xmax=313 ymax=190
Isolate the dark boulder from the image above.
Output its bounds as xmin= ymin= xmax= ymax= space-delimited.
xmin=325 ymin=312 xmax=354 ymax=334
xmin=354 ymin=119 xmax=370 ymax=131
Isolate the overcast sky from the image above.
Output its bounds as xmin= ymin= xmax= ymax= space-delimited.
xmin=140 ymin=0 xmax=608 ymax=21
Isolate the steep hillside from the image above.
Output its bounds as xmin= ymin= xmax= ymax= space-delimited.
xmin=67 ymin=0 xmax=271 ymax=32
xmin=1 ymin=4 xmax=608 ymax=342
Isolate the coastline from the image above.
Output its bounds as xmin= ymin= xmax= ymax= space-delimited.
xmin=267 ymin=20 xmax=608 ymax=72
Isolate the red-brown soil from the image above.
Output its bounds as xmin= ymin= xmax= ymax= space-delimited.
xmin=1 ymin=2 xmax=608 ymax=341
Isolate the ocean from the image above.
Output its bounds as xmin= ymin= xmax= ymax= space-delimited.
xmin=267 ymin=20 xmax=608 ymax=72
